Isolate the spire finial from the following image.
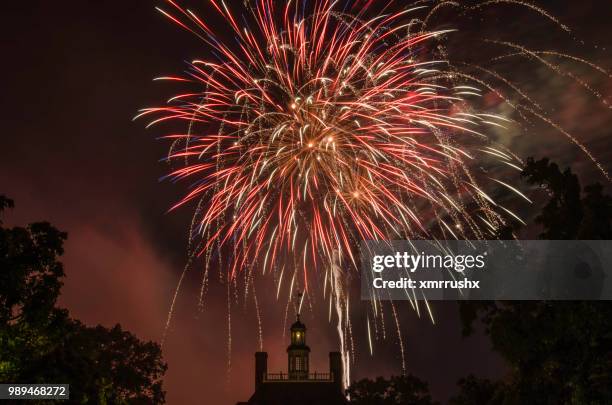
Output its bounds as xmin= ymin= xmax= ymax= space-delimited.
xmin=295 ymin=290 xmax=303 ymax=320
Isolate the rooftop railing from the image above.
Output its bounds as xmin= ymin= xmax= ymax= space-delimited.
xmin=263 ymin=372 xmax=333 ymax=382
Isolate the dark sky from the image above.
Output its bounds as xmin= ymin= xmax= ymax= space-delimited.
xmin=1 ymin=1 xmax=611 ymax=404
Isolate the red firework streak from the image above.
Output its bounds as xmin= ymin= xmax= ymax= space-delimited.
xmin=138 ymin=0 xmax=517 ymax=288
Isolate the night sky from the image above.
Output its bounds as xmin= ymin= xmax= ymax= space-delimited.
xmin=1 ymin=1 xmax=611 ymax=404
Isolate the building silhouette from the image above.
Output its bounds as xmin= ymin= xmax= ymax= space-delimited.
xmin=236 ymin=314 xmax=348 ymax=405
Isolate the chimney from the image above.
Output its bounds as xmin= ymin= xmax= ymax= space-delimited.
xmin=329 ymin=352 xmax=343 ymax=392
xmin=255 ymin=352 xmax=267 ymax=390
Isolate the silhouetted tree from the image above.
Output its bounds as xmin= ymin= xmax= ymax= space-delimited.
xmin=578 ymin=183 xmax=612 ymax=239
xmin=0 ymin=196 xmax=167 ymax=404
xmin=449 ymin=375 xmax=506 ymax=405
xmin=521 ymin=157 xmax=612 ymax=239
xmin=0 ymin=198 xmax=66 ymax=327
xmin=521 ymin=157 xmax=583 ymax=239
xmin=348 ymin=375 xmax=438 ymax=405
xmin=455 ymin=159 xmax=612 ymax=405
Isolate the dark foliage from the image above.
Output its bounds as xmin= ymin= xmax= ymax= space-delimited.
xmin=454 ymin=159 xmax=612 ymax=405
xmin=521 ymin=157 xmax=612 ymax=239
xmin=449 ymin=375 xmax=506 ymax=405
xmin=0 ymin=196 xmax=167 ymax=404
xmin=348 ymin=375 xmax=438 ymax=405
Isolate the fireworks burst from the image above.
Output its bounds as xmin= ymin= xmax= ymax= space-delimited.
xmin=139 ymin=0 xmax=610 ymax=386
